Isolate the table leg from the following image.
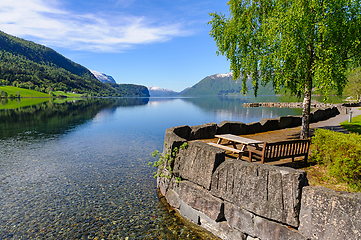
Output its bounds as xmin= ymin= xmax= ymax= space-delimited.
xmin=217 ymin=138 xmax=222 ymax=144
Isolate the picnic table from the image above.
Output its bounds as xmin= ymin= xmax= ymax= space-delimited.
xmin=207 ymin=134 xmax=264 ymax=160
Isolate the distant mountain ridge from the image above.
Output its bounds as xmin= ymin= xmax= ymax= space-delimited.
xmin=147 ymin=86 xmax=180 ymax=97
xmin=0 ymin=30 xmax=149 ymax=97
xmin=90 ymin=70 xmax=116 ymax=84
xmin=181 ymin=73 xmax=275 ymax=96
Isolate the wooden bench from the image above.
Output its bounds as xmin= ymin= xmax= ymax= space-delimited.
xmin=207 ymin=142 xmax=244 ymax=160
xmin=248 ymin=139 xmax=310 ymax=164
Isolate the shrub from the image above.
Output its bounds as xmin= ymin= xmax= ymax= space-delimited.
xmin=311 ymin=129 xmax=361 ymax=191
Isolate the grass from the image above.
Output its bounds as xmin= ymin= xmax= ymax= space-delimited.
xmin=0 ymin=86 xmax=51 ymax=98
xmin=305 ymin=162 xmax=356 ymax=192
xmin=340 ymin=112 xmax=361 ymax=134
xmin=0 ymin=86 xmax=85 ymax=109
xmin=0 ymin=98 xmax=50 ymax=109
xmin=52 ymin=91 xmax=83 ymax=98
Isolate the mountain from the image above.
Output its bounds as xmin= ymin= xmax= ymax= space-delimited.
xmin=181 ymin=73 xmax=275 ymax=97
xmin=90 ymin=70 xmax=116 ymax=84
xmin=0 ymin=30 xmax=149 ymax=97
xmin=147 ymin=86 xmax=180 ymax=97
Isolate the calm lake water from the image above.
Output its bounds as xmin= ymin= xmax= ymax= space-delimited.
xmin=0 ymin=96 xmax=302 ymax=239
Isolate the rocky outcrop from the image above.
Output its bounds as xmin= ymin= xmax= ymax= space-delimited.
xmin=211 ymin=160 xmax=308 ymax=227
xmin=157 ymin=106 xmax=360 ymax=239
xmin=189 ymin=123 xmax=218 ymax=140
xmin=299 ymin=186 xmax=361 ymax=240
xmin=173 ymin=141 xmax=224 ymax=190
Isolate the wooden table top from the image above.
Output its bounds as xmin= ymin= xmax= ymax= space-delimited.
xmin=215 ymin=134 xmax=264 ymax=145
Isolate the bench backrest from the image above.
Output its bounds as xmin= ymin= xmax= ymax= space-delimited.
xmin=263 ymin=139 xmax=310 ymax=161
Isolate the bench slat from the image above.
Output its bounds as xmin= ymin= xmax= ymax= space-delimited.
xmin=207 ymin=142 xmax=244 ymax=153
xmin=249 ymin=139 xmax=310 ymax=164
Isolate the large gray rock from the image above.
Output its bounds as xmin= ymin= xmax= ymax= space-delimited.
xmin=211 ymin=221 xmax=247 ymax=240
xmin=189 ymin=122 xmax=218 ymax=140
xmin=277 ymin=116 xmax=302 ymax=129
xmin=224 ymin=202 xmax=256 ymax=236
xmin=165 ymin=189 xmax=181 ymax=209
xmin=225 ymin=202 xmax=307 ymax=240
xmin=179 ymin=200 xmax=200 ymax=224
xmin=163 ymin=130 xmax=187 ymax=155
xmin=299 ymin=186 xmax=361 ymax=240
xmin=168 ymin=125 xmax=192 ymax=140
xmin=310 ymin=107 xmax=339 ymax=123
xmin=217 ymin=121 xmax=247 ymax=135
xmin=157 ymin=172 xmax=180 ymax=197
xmin=245 ymin=122 xmax=262 ymax=134
xmin=179 ymin=181 xmax=224 ymax=221
xmin=253 ymin=215 xmax=307 ymax=240
xmin=260 ymin=118 xmax=280 ymax=132
xmin=211 ymin=160 xmax=308 ymax=227
xmin=173 ymin=141 xmax=225 ymax=190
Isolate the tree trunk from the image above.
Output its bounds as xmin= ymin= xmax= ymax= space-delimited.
xmin=300 ymin=79 xmax=312 ymax=139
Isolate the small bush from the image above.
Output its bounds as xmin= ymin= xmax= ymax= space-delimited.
xmin=311 ymin=129 xmax=361 ymax=191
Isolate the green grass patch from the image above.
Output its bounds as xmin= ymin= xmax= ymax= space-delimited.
xmin=0 ymin=86 xmax=51 ymax=98
xmin=0 ymin=98 xmax=49 ymax=109
xmin=52 ymin=91 xmax=83 ymax=98
xmin=310 ymin=128 xmax=361 ymax=192
xmin=340 ymin=114 xmax=361 ymax=134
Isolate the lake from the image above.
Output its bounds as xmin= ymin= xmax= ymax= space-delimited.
xmin=0 ymin=96 xmax=302 ymax=239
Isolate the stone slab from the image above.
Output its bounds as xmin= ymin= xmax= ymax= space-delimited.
xmin=173 ymin=141 xmax=225 ymax=190
xmin=217 ymin=121 xmax=247 ymax=135
xmin=165 ymin=189 xmax=180 ymax=209
xmin=179 ymin=199 xmax=200 ymax=224
xmin=224 ymin=202 xmax=256 ymax=236
xmin=189 ymin=122 xmax=218 ymax=140
xmin=211 ymin=160 xmax=308 ymax=227
xmin=254 ymin=215 xmax=307 ymax=240
xmin=179 ymin=180 xmax=224 ymax=221
xmin=299 ymin=186 xmax=361 ymax=240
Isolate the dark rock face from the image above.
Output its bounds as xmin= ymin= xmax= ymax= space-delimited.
xmin=179 ymin=181 xmax=224 ymax=221
xmin=245 ymin=122 xmax=262 ymax=134
xmin=173 ymin=141 xmax=225 ymax=190
xmin=299 ymin=186 xmax=361 ymax=240
xmin=189 ymin=123 xmax=217 ymax=140
xmin=211 ymin=160 xmax=308 ymax=227
xmin=168 ymin=125 xmax=192 ymax=140
xmin=260 ymin=118 xmax=280 ymax=132
xmin=217 ymin=121 xmax=247 ymax=135
xmin=310 ymin=107 xmax=339 ymax=123
xmin=277 ymin=116 xmax=302 ymax=129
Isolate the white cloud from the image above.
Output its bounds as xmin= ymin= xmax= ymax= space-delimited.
xmin=0 ymin=0 xmax=191 ymax=52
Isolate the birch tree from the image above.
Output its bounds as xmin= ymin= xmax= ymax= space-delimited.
xmin=209 ymin=0 xmax=361 ymax=138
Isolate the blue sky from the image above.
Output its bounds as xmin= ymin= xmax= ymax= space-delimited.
xmin=0 ymin=0 xmax=231 ymax=92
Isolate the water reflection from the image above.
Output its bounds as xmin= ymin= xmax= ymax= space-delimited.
xmin=0 ymin=98 xmax=149 ymax=139
xmin=181 ymin=96 xmax=302 ymax=123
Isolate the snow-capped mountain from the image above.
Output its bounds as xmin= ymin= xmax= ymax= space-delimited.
xmin=147 ymin=86 xmax=180 ymax=97
xmin=90 ymin=70 xmax=116 ymax=84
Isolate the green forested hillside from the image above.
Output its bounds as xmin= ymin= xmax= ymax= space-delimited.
xmin=0 ymin=31 xmax=149 ymax=97
xmin=181 ymin=73 xmax=275 ymax=96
